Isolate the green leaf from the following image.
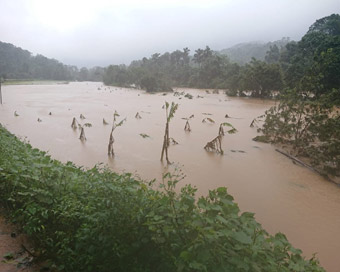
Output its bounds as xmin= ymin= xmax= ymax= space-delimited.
xmin=232 ymin=231 xmax=252 ymax=244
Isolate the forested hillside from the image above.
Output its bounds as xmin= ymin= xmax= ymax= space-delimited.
xmin=0 ymin=41 xmax=104 ymax=81
xmin=103 ymin=14 xmax=340 ymax=99
xmin=219 ymin=37 xmax=290 ymax=64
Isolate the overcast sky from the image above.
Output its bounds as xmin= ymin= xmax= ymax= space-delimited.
xmin=0 ymin=0 xmax=339 ymax=67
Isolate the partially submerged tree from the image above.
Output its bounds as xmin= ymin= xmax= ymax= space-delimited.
xmin=79 ymin=126 xmax=86 ymax=141
xmin=202 ymin=117 xmax=215 ymax=123
xmin=204 ymin=135 xmax=223 ymax=154
xmin=161 ymin=102 xmax=178 ymax=164
xmin=219 ymin=122 xmax=237 ymax=136
xmin=135 ymin=112 xmax=142 ymax=119
xmin=108 ymin=117 xmax=126 ymax=157
xmin=183 ymin=114 xmax=194 ymax=132
xmin=205 ymin=122 xmax=237 ymax=154
xmin=71 ymin=117 xmax=79 ymax=129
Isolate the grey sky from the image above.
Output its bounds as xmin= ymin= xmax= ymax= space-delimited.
xmin=0 ymin=0 xmax=339 ymax=67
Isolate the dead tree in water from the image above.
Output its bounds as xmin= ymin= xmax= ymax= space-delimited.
xmin=135 ymin=112 xmax=142 ymax=119
xmin=107 ymin=117 xmax=126 ymax=157
xmin=204 ymin=136 xmax=223 ymax=154
xmin=184 ymin=120 xmax=191 ymax=131
xmin=71 ymin=117 xmax=79 ymax=129
xmin=161 ymin=102 xmax=178 ymax=164
xmin=79 ymin=126 xmax=86 ymax=141
xmin=108 ymin=127 xmax=115 ymax=156
xmin=183 ymin=114 xmax=194 ymax=132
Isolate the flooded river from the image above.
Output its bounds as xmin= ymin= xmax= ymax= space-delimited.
xmin=0 ymin=82 xmax=339 ymax=271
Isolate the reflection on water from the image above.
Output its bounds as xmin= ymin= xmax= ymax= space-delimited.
xmin=1 ymin=82 xmax=339 ymax=271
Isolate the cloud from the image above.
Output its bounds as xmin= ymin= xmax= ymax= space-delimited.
xmin=0 ymin=0 xmax=339 ymax=67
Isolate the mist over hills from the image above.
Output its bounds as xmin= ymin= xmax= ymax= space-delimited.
xmin=219 ymin=37 xmax=291 ymax=64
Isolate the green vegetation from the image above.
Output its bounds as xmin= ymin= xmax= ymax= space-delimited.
xmin=3 ymin=80 xmax=70 ymax=85
xmin=161 ymin=102 xmax=178 ymax=163
xmin=0 ymin=41 xmax=104 ymax=81
xmin=254 ymin=14 xmax=340 ymax=178
xmin=258 ymin=90 xmax=340 ymax=178
xmin=103 ymin=14 xmax=339 ymax=99
xmin=0 ymin=125 xmax=324 ymax=271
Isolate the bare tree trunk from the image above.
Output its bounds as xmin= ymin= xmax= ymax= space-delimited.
xmin=218 ymin=124 xmax=224 ymax=136
xmin=108 ymin=128 xmax=115 ymax=156
xmin=79 ymin=127 xmax=86 ymax=141
xmin=184 ymin=120 xmax=191 ymax=131
xmin=161 ymin=122 xmax=169 ymax=162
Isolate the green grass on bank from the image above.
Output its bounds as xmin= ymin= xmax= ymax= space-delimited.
xmin=2 ymin=80 xmax=69 ymax=85
xmin=0 ymin=125 xmax=324 ymax=272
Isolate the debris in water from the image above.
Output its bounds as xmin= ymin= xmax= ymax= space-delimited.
xmin=140 ymin=133 xmax=150 ymax=138
xmin=202 ymin=117 xmax=215 ymax=124
xmin=71 ymin=117 xmax=78 ymax=129
xmin=103 ymin=118 xmax=109 ymax=125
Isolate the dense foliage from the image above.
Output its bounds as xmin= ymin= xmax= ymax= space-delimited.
xmin=254 ymin=14 xmax=340 ymax=178
xmin=103 ymin=46 xmax=284 ymax=96
xmin=259 ymin=90 xmax=340 ymax=177
xmin=0 ymin=125 xmax=324 ymax=271
xmin=0 ymin=41 xmax=104 ymax=81
xmin=103 ymin=14 xmax=340 ymax=99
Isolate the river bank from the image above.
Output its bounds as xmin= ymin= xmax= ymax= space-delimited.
xmin=0 ymin=82 xmax=339 ymax=271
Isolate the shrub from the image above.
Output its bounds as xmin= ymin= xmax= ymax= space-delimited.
xmin=0 ymin=125 xmax=324 ymax=271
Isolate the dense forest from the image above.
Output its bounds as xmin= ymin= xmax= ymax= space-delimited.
xmin=104 ymin=14 xmax=340 ymax=100
xmin=0 ymin=41 xmax=104 ymax=81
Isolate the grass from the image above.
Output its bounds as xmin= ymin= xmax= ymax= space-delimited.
xmin=3 ymin=80 xmax=69 ymax=85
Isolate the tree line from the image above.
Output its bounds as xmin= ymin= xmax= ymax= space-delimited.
xmin=104 ymin=14 xmax=340 ymax=99
xmin=0 ymin=41 xmax=104 ymax=81
xmin=256 ymin=14 xmax=340 ymax=178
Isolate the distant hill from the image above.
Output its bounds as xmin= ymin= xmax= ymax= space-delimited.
xmin=0 ymin=41 xmax=78 ymax=80
xmin=219 ymin=38 xmax=291 ymax=64
xmin=0 ymin=41 xmax=104 ymax=81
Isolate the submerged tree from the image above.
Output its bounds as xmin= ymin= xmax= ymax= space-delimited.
xmin=161 ymin=102 xmax=178 ymax=164
xmin=107 ymin=117 xmax=126 ymax=157
xmin=219 ymin=122 xmax=237 ymax=136
xmin=204 ymin=135 xmax=223 ymax=154
xmin=183 ymin=114 xmax=194 ymax=132
xmin=71 ymin=117 xmax=79 ymax=129
xmin=79 ymin=126 xmax=86 ymax=141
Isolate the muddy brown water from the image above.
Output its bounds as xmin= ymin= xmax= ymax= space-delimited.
xmin=0 ymin=82 xmax=339 ymax=271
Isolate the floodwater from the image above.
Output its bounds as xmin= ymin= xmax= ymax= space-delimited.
xmin=0 ymin=82 xmax=339 ymax=271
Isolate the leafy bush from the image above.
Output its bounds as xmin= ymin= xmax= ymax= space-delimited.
xmin=258 ymin=89 xmax=340 ymax=177
xmin=0 ymin=125 xmax=324 ymax=271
